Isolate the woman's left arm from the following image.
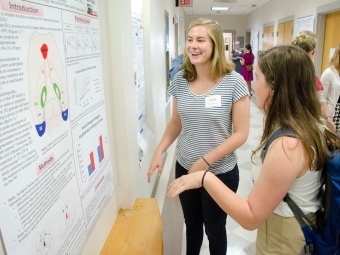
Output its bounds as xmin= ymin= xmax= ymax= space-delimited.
xmin=189 ymin=95 xmax=250 ymax=173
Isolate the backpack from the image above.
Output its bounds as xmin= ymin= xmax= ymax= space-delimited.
xmin=262 ymin=128 xmax=340 ymax=255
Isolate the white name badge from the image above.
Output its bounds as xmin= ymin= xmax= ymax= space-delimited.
xmin=205 ymin=95 xmax=221 ymax=108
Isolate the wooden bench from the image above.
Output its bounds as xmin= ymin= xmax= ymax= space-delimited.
xmin=100 ymin=198 xmax=163 ymax=255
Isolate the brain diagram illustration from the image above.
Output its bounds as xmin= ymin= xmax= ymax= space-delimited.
xmin=54 ymin=191 xmax=76 ymax=238
xmin=28 ymin=32 xmax=69 ymax=137
xmin=34 ymin=221 xmax=53 ymax=255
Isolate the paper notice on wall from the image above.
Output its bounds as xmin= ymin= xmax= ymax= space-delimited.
xmin=329 ymin=48 xmax=336 ymax=61
xmin=132 ymin=8 xmax=154 ymax=166
xmin=294 ymin=15 xmax=315 ymax=37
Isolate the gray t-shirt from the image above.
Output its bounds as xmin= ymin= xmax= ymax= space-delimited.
xmin=169 ymin=71 xmax=248 ymax=174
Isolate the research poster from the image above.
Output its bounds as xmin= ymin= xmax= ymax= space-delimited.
xmin=131 ymin=8 xmax=154 ymax=165
xmin=0 ymin=0 xmax=114 ymax=254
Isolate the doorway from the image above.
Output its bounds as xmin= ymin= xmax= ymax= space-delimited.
xmin=223 ymin=30 xmax=236 ymax=60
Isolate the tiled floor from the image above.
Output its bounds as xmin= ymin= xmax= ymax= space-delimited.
xmin=156 ymin=94 xmax=265 ymax=255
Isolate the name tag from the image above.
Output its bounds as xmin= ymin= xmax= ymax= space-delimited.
xmin=205 ymin=95 xmax=221 ymax=108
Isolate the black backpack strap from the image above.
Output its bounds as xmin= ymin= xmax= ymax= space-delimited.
xmin=283 ymin=194 xmax=317 ymax=232
xmin=261 ymin=128 xmax=296 ymax=161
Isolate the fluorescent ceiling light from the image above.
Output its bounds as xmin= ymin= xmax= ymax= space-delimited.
xmin=211 ymin=7 xmax=230 ymax=11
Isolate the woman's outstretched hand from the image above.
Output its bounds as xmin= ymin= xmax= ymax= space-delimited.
xmin=147 ymin=152 xmax=163 ymax=183
xmin=167 ymin=171 xmax=205 ymax=198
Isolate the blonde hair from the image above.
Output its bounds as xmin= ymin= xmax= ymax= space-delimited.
xmin=182 ymin=18 xmax=234 ymax=81
xmin=330 ymin=43 xmax=340 ymax=72
xmin=299 ymin=30 xmax=317 ymax=40
xmin=292 ymin=32 xmax=316 ymax=54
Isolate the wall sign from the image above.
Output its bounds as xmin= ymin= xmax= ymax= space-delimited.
xmin=178 ymin=0 xmax=192 ymax=7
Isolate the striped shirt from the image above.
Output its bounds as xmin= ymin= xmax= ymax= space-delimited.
xmin=169 ymin=71 xmax=249 ymax=174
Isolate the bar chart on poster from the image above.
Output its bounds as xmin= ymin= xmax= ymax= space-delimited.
xmin=73 ymin=108 xmax=110 ymax=195
xmin=77 ymin=131 xmax=106 ymax=183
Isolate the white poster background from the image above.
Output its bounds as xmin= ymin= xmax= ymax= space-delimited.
xmin=0 ymin=0 xmax=114 ymax=254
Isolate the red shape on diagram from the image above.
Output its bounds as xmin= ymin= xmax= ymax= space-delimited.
xmin=40 ymin=43 xmax=48 ymax=59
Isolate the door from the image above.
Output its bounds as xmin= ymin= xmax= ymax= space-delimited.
xmin=277 ymin=22 xmax=284 ymax=45
xmin=283 ymin=20 xmax=293 ymax=44
xmin=267 ymin=25 xmax=274 ymax=49
xmin=322 ymin=11 xmax=340 ymax=72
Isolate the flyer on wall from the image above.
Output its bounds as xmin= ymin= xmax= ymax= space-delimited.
xmin=131 ymin=10 xmax=154 ymax=166
xmin=0 ymin=0 xmax=115 ymax=254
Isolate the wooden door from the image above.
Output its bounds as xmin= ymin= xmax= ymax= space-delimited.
xmin=322 ymin=11 xmax=340 ymax=72
xmin=277 ymin=23 xmax=284 ymax=45
xmin=283 ymin=20 xmax=293 ymax=44
xmin=267 ymin=25 xmax=274 ymax=49
xmin=262 ymin=26 xmax=268 ymax=50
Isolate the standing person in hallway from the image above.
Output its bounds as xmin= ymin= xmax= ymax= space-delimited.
xmin=230 ymin=41 xmax=244 ymax=74
xmin=147 ymin=18 xmax=250 ymax=255
xmin=168 ymin=45 xmax=340 ymax=255
xmin=292 ymin=31 xmax=324 ymax=99
xmin=240 ymin=44 xmax=255 ymax=96
xmin=169 ymin=54 xmax=184 ymax=81
xmin=320 ymin=43 xmax=340 ymax=131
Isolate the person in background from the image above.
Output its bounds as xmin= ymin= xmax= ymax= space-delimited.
xmin=230 ymin=41 xmax=244 ymax=74
xmin=292 ymin=31 xmax=324 ymax=99
xmin=169 ymin=54 xmax=184 ymax=81
xmin=167 ymin=45 xmax=340 ymax=255
xmin=240 ymin=44 xmax=255 ymax=96
xmin=320 ymin=43 xmax=340 ymax=131
xmin=148 ymin=18 xmax=249 ymax=255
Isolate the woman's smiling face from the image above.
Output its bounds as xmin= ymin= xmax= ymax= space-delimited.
xmin=186 ymin=25 xmax=213 ymax=67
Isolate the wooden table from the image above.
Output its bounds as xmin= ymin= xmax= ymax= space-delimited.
xmin=100 ymin=198 xmax=163 ymax=255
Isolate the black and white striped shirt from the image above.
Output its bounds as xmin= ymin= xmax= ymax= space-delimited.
xmin=169 ymin=71 xmax=249 ymax=174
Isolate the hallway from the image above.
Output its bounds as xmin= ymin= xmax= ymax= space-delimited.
xmin=158 ymin=95 xmax=265 ymax=255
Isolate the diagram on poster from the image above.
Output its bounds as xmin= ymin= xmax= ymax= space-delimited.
xmin=54 ymin=190 xmax=76 ymax=238
xmin=28 ymin=32 xmax=69 ymax=137
xmin=64 ymin=25 xmax=101 ymax=57
xmin=33 ymin=220 xmax=54 ymax=255
xmin=74 ymin=74 xmax=101 ymax=107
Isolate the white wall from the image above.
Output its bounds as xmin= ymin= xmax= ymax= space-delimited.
xmin=80 ymin=0 xmax=187 ymax=254
xmin=247 ymin=0 xmax=340 ymax=75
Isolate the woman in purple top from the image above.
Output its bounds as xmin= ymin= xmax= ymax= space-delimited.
xmin=241 ymin=44 xmax=255 ymax=96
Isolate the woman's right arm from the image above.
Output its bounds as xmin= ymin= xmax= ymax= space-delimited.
xmin=147 ymin=98 xmax=182 ymax=182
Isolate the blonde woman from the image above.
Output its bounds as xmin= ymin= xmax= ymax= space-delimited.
xmin=292 ymin=32 xmax=324 ymax=99
xmin=320 ymin=43 xmax=340 ymax=131
xmin=148 ymin=18 xmax=249 ymax=254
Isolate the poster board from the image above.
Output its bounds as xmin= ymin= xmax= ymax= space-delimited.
xmin=0 ymin=0 xmax=115 ymax=254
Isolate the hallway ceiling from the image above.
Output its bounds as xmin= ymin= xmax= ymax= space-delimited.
xmin=180 ymin=0 xmax=272 ymax=16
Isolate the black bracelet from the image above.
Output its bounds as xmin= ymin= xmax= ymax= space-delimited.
xmin=201 ymin=170 xmax=210 ymax=188
xmin=201 ymin=156 xmax=211 ymax=167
